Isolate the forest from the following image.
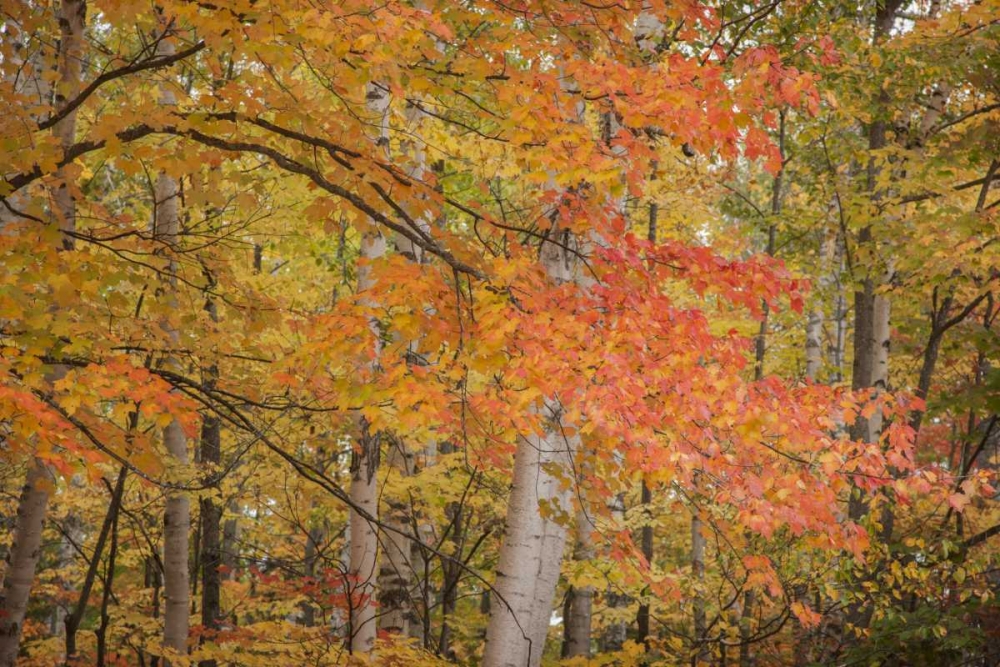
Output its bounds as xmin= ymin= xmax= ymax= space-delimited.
xmin=0 ymin=0 xmax=998 ymax=665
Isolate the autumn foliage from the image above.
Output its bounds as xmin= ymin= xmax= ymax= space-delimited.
xmin=1 ymin=1 xmax=999 ymax=666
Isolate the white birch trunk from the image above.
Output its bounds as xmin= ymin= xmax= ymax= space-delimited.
xmin=0 ymin=465 xmax=51 ymax=666
xmin=346 ymin=79 xmax=393 ymax=655
xmin=483 ymin=426 xmax=575 ymax=667
xmin=832 ymin=236 xmax=848 ymax=384
xmin=347 ymin=232 xmax=386 ymax=654
xmin=805 ymin=233 xmax=836 ymax=381
xmin=0 ymin=3 xmax=84 ymax=662
xmin=483 ymin=228 xmax=581 ymax=666
xmin=376 ymin=98 xmax=431 ymax=641
xmin=152 ymin=30 xmax=190 ymax=665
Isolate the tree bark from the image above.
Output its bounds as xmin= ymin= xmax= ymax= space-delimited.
xmin=806 ymin=234 xmax=836 ymax=381
xmin=0 ymin=465 xmax=52 ymax=666
xmin=692 ymin=511 xmax=708 ymax=666
xmin=347 ymin=415 xmax=381 ymax=654
xmin=95 ymin=475 xmax=122 ymax=667
xmin=843 ymin=1 xmax=902 ymax=640
xmin=636 ymin=480 xmax=654 ymax=646
xmin=602 ymin=494 xmax=628 ymax=652
xmin=198 ymin=397 xmax=222 ymax=666
xmin=847 ymin=0 xmax=900 ymax=522
xmin=0 ymin=3 xmax=85 ymax=663
xmin=636 ymin=202 xmax=658 ymax=648
xmin=376 ymin=106 xmax=433 ymax=639
xmin=152 ymin=28 xmax=191 ymax=665
xmin=562 ymin=510 xmax=594 ymax=657
xmin=378 ymin=439 xmax=416 ymax=636
xmin=300 ymin=521 xmax=322 ymax=627
xmin=483 ymin=425 xmax=576 ymax=667
xmin=483 ymin=215 xmax=585 ymax=666
xmin=437 ymin=445 xmax=463 ymax=659
xmin=347 ymin=222 xmax=388 ymax=656
xmin=345 ymin=78 xmax=394 ymax=656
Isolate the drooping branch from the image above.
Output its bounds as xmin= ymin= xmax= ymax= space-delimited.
xmin=35 ymin=41 xmax=207 ymax=133
xmin=156 ymin=126 xmax=487 ymax=279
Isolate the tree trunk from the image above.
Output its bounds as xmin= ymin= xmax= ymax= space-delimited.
xmin=378 ymin=439 xmax=416 ymax=636
xmin=636 ymin=480 xmax=654 ymax=646
xmin=692 ymin=511 xmax=707 ymax=666
xmin=409 ymin=444 xmax=435 ymax=648
xmin=199 ymin=399 xmax=222 ymax=666
xmin=437 ymin=444 xmax=463 ymax=659
xmin=602 ymin=493 xmax=628 ymax=652
xmin=844 ymin=0 xmax=902 ymax=638
xmin=562 ymin=510 xmax=594 ymax=657
xmin=51 ymin=0 xmax=86 ymax=246
xmin=0 ymin=3 xmax=85 ymax=662
xmin=153 ymin=28 xmax=191 ymax=664
xmin=0 ymin=464 xmax=51 ymax=666
xmin=483 ymin=426 xmax=576 ymax=667
xmin=636 ymin=201 xmax=658 ymax=649
xmin=483 ymin=220 xmax=583 ymax=666
xmin=301 ymin=512 xmax=325 ymax=627
xmin=831 ymin=235 xmax=849 ymax=384
xmin=805 ymin=232 xmax=836 ymax=381
xmin=377 ymin=113 xmax=431 ymax=636
xmin=348 ymin=416 xmax=381 ymax=653
xmin=344 ymin=78 xmax=394 ymax=657
xmin=95 ymin=475 xmax=122 ymax=667
xmin=160 ymin=262 xmax=191 ymax=667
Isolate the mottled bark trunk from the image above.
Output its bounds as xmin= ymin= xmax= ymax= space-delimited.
xmin=153 ymin=30 xmax=191 ymax=664
xmin=843 ymin=1 xmax=902 ymax=640
xmin=636 ymin=201 xmax=657 ymax=649
xmin=483 ymin=220 xmax=583 ymax=666
xmin=847 ymin=244 xmax=893 ymax=518
xmin=160 ymin=304 xmax=191 ymax=665
xmin=377 ymin=113 xmax=430 ymax=637
xmin=51 ymin=0 xmax=86 ymax=247
xmin=0 ymin=3 xmax=85 ymax=663
xmin=483 ymin=426 xmax=575 ymax=667
xmin=347 ymin=226 xmax=387 ymax=654
xmin=0 ymin=465 xmax=51 ymax=666
xmin=408 ymin=443 xmax=435 ymax=647
xmin=345 ymin=79 xmax=393 ymax=657
xmin=348 ymin=418 xmax=380 ymax=654
xmin=805 ymin=233 xmax=836 ymax=381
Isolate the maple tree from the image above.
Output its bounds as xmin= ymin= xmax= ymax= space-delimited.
xmin=0 ymin=1 xmax=998 ymax=666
